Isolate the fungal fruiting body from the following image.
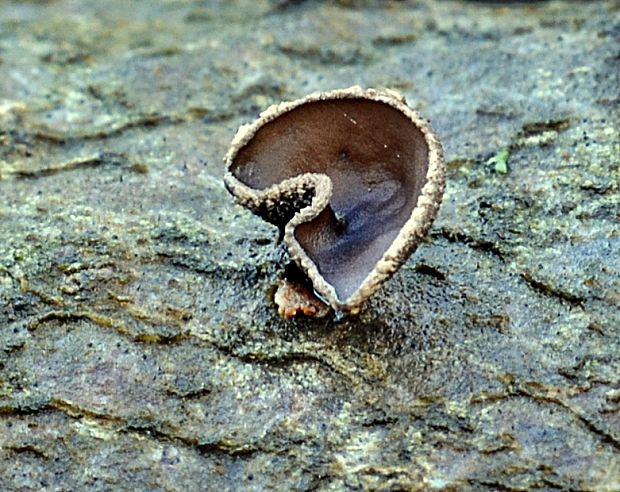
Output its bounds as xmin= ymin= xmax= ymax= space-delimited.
xmin=224 ymin=86 xmax=446 ymax=315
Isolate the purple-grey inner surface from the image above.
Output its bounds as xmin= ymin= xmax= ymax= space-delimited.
xmin=231 ymin=99 xmax=430 ymax=301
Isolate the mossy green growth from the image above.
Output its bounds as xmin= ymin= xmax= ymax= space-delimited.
xmin=487 ymin=148 xmax=510 ymax=174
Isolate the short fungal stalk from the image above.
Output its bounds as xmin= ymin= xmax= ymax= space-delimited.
xmin=224 ymin=86 xmax=446 ymax=316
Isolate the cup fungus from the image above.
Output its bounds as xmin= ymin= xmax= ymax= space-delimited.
xmin=224 ymin=86 xmax=445 ymax=316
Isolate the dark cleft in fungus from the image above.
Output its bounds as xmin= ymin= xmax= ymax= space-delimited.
xmin=224 ymin=86 xmax=446 ymax=316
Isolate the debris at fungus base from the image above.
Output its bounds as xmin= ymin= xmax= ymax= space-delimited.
xmin=224 ymin=86 xmax=446 ymax=315
xmin=274 ymin=278 xmax=331 ymax=320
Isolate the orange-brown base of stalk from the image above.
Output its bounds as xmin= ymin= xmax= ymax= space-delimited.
xmin=274 ymin=278 xmax=330 ymax=320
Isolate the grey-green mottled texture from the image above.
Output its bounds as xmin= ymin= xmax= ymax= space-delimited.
xmin=1 ymin=0 xmax=619 ymax=490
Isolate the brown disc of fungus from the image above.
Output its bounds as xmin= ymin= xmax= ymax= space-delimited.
xmin=224 ymin=86 xmax=446 ymax=315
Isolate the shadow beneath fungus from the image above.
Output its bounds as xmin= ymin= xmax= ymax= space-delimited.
xmin=264 ymin=270 xmax=463 ymax=385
